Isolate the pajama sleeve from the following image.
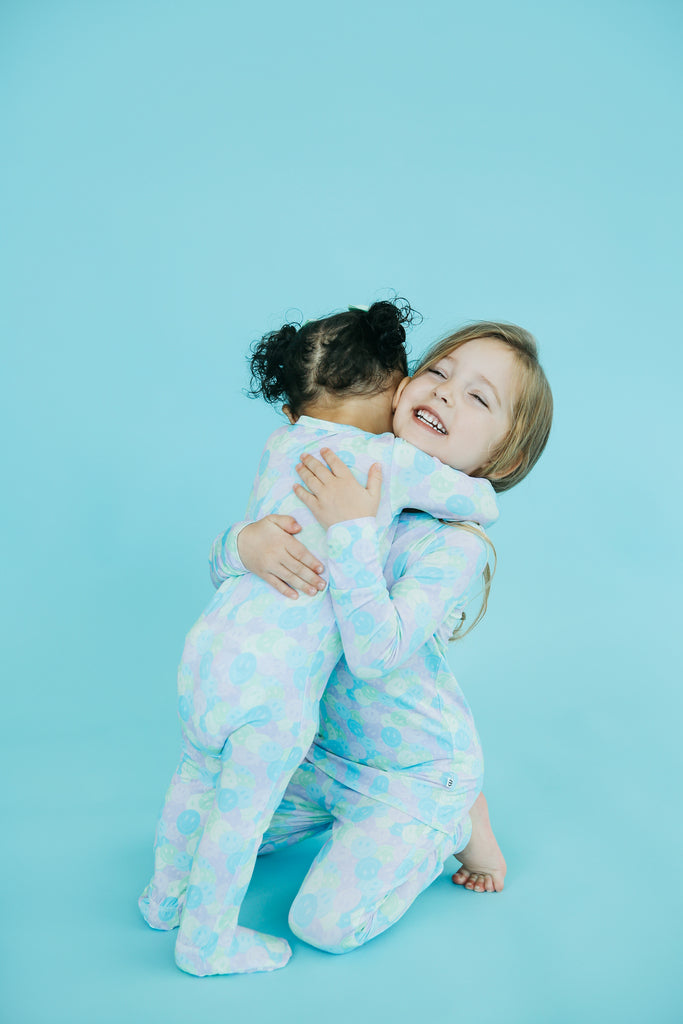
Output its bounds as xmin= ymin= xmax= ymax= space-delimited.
xmin=388 ymin=439 xmax=499 ymax=527
xmin=326 ymin=517 xmax=489 ymax=679
xmin=208 ymin=522 xmax=251 ymax=588
xmin=208 ymin=435 xmax=270 ymax=587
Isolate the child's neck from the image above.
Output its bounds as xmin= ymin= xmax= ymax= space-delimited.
xmin=297 ymin=390 xmax=396 ymax=436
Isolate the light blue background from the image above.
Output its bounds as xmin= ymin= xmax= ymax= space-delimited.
xmin=2 ymin=1 xmax=681 ymax=1021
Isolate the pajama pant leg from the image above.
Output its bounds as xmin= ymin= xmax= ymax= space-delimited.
xmin=259 ymin=763 xmax=334 ymax=856
xmin=287 ymin=787 xmax=460 ymax=955
xmin=140 ymin=581 xmax=340 ymax=974
xmin=138 ymin=744 xmax=221 ymax=930
xmin=173 ymin=716 xmax=319 ymax=977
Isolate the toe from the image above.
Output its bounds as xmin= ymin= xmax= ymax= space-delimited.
xmin=484 ymin=874 xmax=495 ymax=893
xmin=451 ymin=868 xmax=469 ymax=886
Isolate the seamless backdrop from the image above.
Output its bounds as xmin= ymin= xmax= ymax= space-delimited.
xmin=2 ymin=1 xmax=682 ymax=1022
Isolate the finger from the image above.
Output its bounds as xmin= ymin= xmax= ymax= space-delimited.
xmin=293 ymin=482 xmax=318 ymax=512
xmin=279 ymin=564 xmax=323 ymax=596
xmin=267 ymin=514 xmax=302 ymax=535
xmin=285 ymin=539 xmax=324 ymax=574
xmin=264 ymin=573 xmax=299 ymax=600
xmin=295 ymin=462 xmax=322 ymax=494
xmin=299 ymin=453 xmax=335 ymax=483
xmin=366 ymin=462 xmax=383 ymax=500
xmin=318 ymin=448 xmax=352 ymax=477
xmin=274 ymin=563 xmax=317 ymax=595
xmin=283 ymin=558 xmax=326 ymax=591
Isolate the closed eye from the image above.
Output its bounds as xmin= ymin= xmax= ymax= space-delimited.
xmin=470 ymin=392 xmax=489 ymax=408
xmin=428 ymin=367 xmax=446 ymax=379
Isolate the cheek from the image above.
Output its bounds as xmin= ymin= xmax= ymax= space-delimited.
xmin=393 ymin=392 xmax=413 ymax=422
xmin=492 ymin=414 xmax=513 ymax=446
xmin=390 ymin=376 xmax=413 ymax=413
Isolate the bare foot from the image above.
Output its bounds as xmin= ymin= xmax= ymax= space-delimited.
xmin=451 ymin=792 xmax=507 ymax=893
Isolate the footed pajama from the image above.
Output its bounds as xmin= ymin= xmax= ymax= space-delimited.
xmin=259 ymin=761 xmax=463 ymax=954
xmin=212 ymin=509 xmax=492 ymax=954
xmin=139 ymin=417 xmax=497 ymax=975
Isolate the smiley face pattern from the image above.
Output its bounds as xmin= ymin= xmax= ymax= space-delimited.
xmin=312 ymin=514 xmax=488 ymax=834
xmin=258 ymin=760 xmax=457 ymax=955
xmin=138 ymin=417 xmax=497 ymax=976
xmin=214 ymin=510 xmax=491 ymax=955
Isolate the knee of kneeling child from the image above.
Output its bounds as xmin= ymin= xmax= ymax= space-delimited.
xmin=288 ymin=896 xmax=358 ymax=955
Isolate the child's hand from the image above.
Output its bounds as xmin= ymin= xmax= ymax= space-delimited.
xmin=294 ymin=448 xmax=382 ymax=529
xmin=237 ymin=516 xmax=326 ymax=600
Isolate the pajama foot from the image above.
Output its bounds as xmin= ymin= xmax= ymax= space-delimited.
xmin=451 ymin=792 xmax=507 ymax=893
xmin=138 ymin=888 xmax=181 ymax=930
xmin=175 ymin=925 xmax=292 ymax=976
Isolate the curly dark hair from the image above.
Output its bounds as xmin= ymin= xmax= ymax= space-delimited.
xmin=247 ymin=297 xmax=419 ymax=416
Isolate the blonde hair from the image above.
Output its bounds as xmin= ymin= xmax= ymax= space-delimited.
xmin=445 ymin=522 xmax=497 ymax=641
xmin=414 ymin=321 xmax=553 ymax=639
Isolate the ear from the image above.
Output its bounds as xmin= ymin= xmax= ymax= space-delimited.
xmin=282 ymin=404 xmax=298 ymax=424
xmin=488 ymin=452 xmax=523 ymax=480
xmin=391 ymin=376 xmax=411 ymax=413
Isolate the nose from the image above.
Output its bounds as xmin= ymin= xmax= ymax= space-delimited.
xmin=433 ymin=381 xmax=453 ymax=405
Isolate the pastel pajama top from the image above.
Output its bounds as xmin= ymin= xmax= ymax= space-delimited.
xmin=189 ymin=415 xmax=495 ymax=750
xmin=211 ymin=504 xmax=493 ymax=837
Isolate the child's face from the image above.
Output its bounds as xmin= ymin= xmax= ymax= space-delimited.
xmin=391 ymin=338 xmax=519 ymax=475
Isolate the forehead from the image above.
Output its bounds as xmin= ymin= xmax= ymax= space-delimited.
xmin=438 ymin=337 xmax=514 ymax=366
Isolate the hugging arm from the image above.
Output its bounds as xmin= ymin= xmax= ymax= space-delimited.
xmin=325 ymin=518 xmax=488 ymax=679
xmin=209 ymin=516 xmax=325 ymax=599
xmin=209 ymin=514 xmax=487 ymax=677
xmin=295 ymin=443 xmax=498 ymax=528
xmin=388 ymin=439 xmax=498 ymax=527
xmin=295 ymin=450 xmax=489 ymax=676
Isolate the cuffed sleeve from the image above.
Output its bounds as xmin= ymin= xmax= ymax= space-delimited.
xmin=208 ymin=521 xmax=251 ymax=589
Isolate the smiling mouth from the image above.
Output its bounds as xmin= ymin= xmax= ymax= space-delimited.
xmin=414 ymin=408 xmax=447 ymax=435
